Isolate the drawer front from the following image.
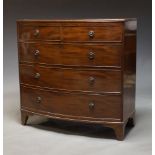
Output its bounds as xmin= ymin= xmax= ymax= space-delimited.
xmin=20 ymin=64 xmax=121 ymax=93
xmin=18 ymin=26 xmax=60 ymax=41
xmin=21 ymin=86 xmax=122 ymax=119
xmin=18 ymin=43 xmax=122 ymax=67
xmin=63 ymin=26 xmax=123 ymax=42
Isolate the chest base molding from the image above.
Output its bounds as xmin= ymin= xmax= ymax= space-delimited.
xmin=21 ymin=108 xmax=135 ymax=141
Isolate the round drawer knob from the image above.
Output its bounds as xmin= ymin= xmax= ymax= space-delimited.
xmin=88 ymin=50 xmax=95 ymax=60
xmin=34 ymin=73 xmax=40 ymax=79
xmin=36 ymin=96 xmax=42 ymax=103
xmin=89 ymin=102 xmax=95 ymax=109
xmin=89 ymin=76 xmax=95 ymax=85
xmin=33 ymin=29 xmax=39 ymax=36
xmin=88 ymin=30 xmax=95 ymax=38
xmin=34 ymin=50 xmax=40 ymax=56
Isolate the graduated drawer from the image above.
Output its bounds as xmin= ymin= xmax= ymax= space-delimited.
xmin=63 ymin=25 xmax=123 ymax=42
xmin=21 ymin=86 xmax=122 ymax=119
xmin=18 ymin=43 xmax=122 ymax=67
xmin=19 ymin=64 xmax=121 ymax=93
xmin=18 ymin=26 xmax=60 ymax=41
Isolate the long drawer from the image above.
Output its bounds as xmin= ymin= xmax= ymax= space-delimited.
xmin=19 ymin=64 xmax=122 ymax=93
xmin=18 ymin=43 xmax=122 ymax=67
xmin=21 ymin=86 xmax=122 ymax=119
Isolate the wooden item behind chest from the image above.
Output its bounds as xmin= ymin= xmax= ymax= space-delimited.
xmin=17 ymin=19 xmax=137 ymax=140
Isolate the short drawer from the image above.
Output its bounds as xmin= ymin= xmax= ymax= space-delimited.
xmin=21 ymin=86 xmax=122 ymax=119
xmin=19 ymin=64 xmax=121 ymax=93
xmin=18 ymin=43 xmax=122 ymax=67
xmin=63 ymin=25 xmax=123 ymax=42
xmin=18 ymin=26 xmax=60 ymax=41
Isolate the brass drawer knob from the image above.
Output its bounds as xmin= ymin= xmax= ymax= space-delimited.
xmin=88 ymin=30 xmax=95 ymax=38
xmin=33 ymin=29 xmax=39 ymax=36
xmin=34 ymin=73 xmax=40 ymax=79
xmin=89 ymin=102 xmax=95 ymax=109
xmin=88 ymin=50 xmax=95 ymax=60
xmin=36 ymin=96 xmax=42 ymax=103
xmin=89 ymin=76 xmax=95 ymax=85
xmin=34 ymin=50 xmax=40 ymax=56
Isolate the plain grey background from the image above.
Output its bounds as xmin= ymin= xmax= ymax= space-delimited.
xmin=4 ymin=0 xmax=152 ymax=155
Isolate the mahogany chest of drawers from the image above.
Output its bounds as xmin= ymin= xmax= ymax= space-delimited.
xmin=17 ymin=19 xmax=137 ymax=140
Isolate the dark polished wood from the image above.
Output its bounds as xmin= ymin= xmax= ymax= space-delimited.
xmin=62 ymin=25 xmax=123 ymax=42
xmin=17 ymin=20 xmax=124 ymax=43
xmin=18 ymin=43 xmax=122 ymax=67
xmin=123 ymin=32 xmax=136 ymax=122
xmin=18 ymin=26 xmax=61 ymax=41
xmin=19 ymin=64 xmax=122 ymax=93
xmin=21 ymin=86 xmax=122 ymax=119
xmin=17 ymin=19 xmax=137 ymax=140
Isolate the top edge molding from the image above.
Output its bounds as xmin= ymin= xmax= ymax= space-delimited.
xmin=17 ymin=18 xmax=137 ymax=23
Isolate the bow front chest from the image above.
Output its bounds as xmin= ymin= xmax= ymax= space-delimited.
xmin=17 ymin=19 xmax=136 ymax=140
